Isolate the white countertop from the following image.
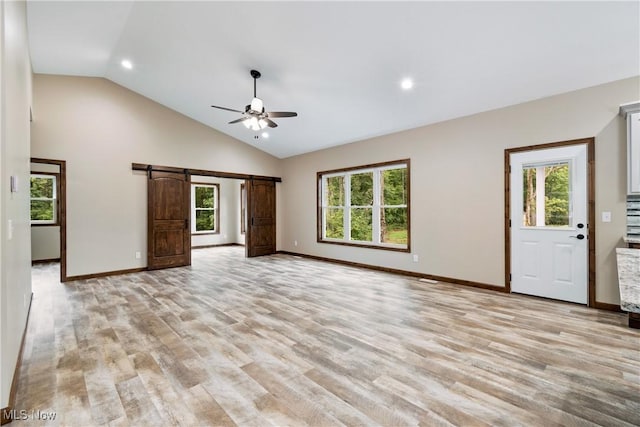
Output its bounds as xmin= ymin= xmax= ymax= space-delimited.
xmin=624 ymin=236 xmax=640 ymax=244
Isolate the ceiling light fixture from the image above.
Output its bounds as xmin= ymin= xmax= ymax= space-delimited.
xmin=121 ymin=59 xmax=133 ymax=70
xmin=400 ymin=78 xmax=414 ymax=90
xmin=211 ymin=69 xmax=298 ymax=132
xmin=243 ymin=116 xmax=269 ymax=131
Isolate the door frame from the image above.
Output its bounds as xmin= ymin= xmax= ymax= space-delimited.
xmin=30 ymin=157 xmax=67 ymax=282
xmin=504 ymin=137 xmax=596 ymax=307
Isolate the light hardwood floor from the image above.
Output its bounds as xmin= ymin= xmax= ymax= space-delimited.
xmin=13 ymin=247 xmax=640 ymax=426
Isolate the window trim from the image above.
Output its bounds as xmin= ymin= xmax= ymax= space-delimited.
xmin=240 ymin=182 xmax=246 ymax=234
xmin=30 ymin=172 xmax=60 ymax=226
xmin=317 ymin=159 xmax=410 ymax=252
xmin=191 ymin=182 xmax=220 ymax=235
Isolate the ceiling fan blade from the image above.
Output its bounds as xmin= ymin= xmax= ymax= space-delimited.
xmin=228 ymin=117 xmax=248 ymax=124
xmin=266 ymin=111 xmax=297 ymax=118
xmin=265 ymin=118 xmax=278 ymax=128
xmin=211 ymin=105 xmax=244 ymax=113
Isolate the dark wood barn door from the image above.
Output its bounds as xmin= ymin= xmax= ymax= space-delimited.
xmin=147 ymin=170 xmax=191 ymax=269
xmin=246 ymin=179 xmax=276 ymax=257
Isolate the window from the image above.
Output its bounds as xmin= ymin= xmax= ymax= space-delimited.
xmin=318 ymin=160 xmax=410 ymax=251
xmin=191 ymin=183 xmax=219 ymax=234
xmin=30 ymin=174 xmax=58 ymax=225
xmin=522 ymin=162 xmax=571 ymax=227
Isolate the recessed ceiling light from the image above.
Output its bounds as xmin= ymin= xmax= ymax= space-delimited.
xmin=121 ymin=59 xmax=133 ymax=70
xmin=261 ymin=132 xmax=269 ymax=139
xmin=400 ymin=78 xmax=414 ymax=90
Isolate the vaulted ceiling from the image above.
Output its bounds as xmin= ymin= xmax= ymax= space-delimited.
xmin=26 ymin=1 xmax=639 ymax=158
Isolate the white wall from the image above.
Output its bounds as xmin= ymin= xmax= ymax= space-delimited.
xmin=190 ymin=176 xmax=242 ymax=247
xmin=31 ymin=75 xmax=281 ymax=277
xmin=280 ymin=77 xmax=639 ymax=305
xmin=1 ymin=0 xmax=32 ymax=409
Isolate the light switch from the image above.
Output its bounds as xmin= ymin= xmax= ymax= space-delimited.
xmin=7 ymin=220 xmax=12 ymax=240
xmin=601 ymin=211 xmax=611 ymax=223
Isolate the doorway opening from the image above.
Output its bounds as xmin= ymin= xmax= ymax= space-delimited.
xmin=138 ymin=163 xmax=279 ymax=270
xmin=190 ymin=177 xmax=247 ymax=251
xmin=30 ymin=157 xmax=67 ymax=282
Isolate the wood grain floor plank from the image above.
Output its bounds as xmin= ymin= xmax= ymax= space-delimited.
xmin=11 ymin=247 xmax=640 ymax=426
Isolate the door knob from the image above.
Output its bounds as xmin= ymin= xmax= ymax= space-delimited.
xmin=569 ymin=234 xmax=585 ymax=240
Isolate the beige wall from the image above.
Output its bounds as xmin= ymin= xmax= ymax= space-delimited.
xmin=281 ymin=77 xmax=639 ymax=305
xmin=27 ymin=70 xmax=637 ymax=305
xmin=31 ymin=75 xmax=281 ymax=277
xmin=1 ymin=0 xmax=33 ymax=408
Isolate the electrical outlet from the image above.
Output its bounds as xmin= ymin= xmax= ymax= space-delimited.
xmin=601 ymin=211 xmax=611 ymax=223
xmin=135 ymin=251 xmax=141 ymax=259
xmin=413 ymin=254 xmax=419 ymax=263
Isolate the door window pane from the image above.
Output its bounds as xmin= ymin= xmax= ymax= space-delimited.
xmin=522 ymin=162 xmax=570 ymax=227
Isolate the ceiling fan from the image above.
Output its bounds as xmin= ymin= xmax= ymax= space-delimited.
xmin=211 ymin=69 xmax=297 ymax=131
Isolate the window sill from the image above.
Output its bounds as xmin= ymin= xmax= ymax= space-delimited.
xmin=191 ymin=231 xmax=220 ymax=236
xmin=318 ymin=239 xmax=410 ymax=253
xmin=31 ymin=222 xmax=60 ymax=227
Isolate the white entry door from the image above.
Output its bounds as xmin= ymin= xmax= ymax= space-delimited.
xmin=510 ymin=144 xmax=588 ymax=304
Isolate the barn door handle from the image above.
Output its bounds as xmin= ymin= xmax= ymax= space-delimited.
xmin=569 ymin=234 xmax=585 ymax=240
xmin=185 ymin=219 xmax=188 ymax=229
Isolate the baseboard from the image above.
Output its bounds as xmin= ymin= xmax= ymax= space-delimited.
xmin=31 ymin=258 xmax=60 ymax=265
xmin=192 ymin=243 xmax=243 ymax=249
xmin=1 ymin=292 xmax=34 ymax=424
xmin=64 ymin=267 xmax=147 ymax=282
xmin=277 ymin=250 xmax=506 ymax=292
xmin=1 ymin=407 xmax=11 ymax=425
xmin=593 ymin=301 xmax=622 ymax=312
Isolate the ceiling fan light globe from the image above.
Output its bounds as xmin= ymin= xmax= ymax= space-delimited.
xmin=258 ymin=119 xmax=268 ymax=129
xmin=250 ymin=97 xmax=264 ymax=113
xmin=245 ymin=116 xmax=260 ymax=131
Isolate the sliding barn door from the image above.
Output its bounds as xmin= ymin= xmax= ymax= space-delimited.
xmin=246 ymin=179 xmax=276 ymax=257
xmin=147 ymin=170 xmax=191 ymax=269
